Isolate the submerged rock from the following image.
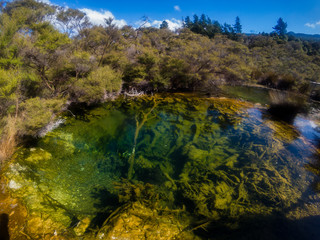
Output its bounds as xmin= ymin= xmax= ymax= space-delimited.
xmin=96 ymin=202 xmax=199 ymax=240
xmin=74 ymin=217 xmax=91 ymax=236
xmin=8 ymin=180 xmax=21 ymax=190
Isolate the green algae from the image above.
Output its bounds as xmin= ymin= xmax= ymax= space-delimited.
xmin=3 ymin=93 xmax=320 ymax=239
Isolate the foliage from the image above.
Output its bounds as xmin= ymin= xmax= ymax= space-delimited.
xmin=72 ymin=66 xmax=122 ymax=104
xmin=233 ymin=16 xmax=242 ymax=34
xmin=0 ymin=0 xmax=319 ymax=150
xmin=160 ymin=20 xmax=169 ymax=29
xmin=184 ymin=14 xmax=222 ymax=38
xmin=18 ymin=97 xmax=65 ymax=136
xmin=2 ymin=0 xmax=55 ymax=26
xmin=56 ymin=8 xmax=91 ymax=37
xmin=273 ymin=17 xmax=288 ymax=37
xmin=0 ymin=69 xmax=21 ymax=116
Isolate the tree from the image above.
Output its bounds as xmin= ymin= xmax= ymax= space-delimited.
xmin=184 ymin=16 xmax=192 ymax=28
xmin=56 ymin=7 xmax=91 ymax=37
xmin=97 ymin=17 xmax=121 ymax=66
xmin=234 ymin=16 xmax=242 ymax=34
xmin=183 ymin=14 xmax=222 ymax=38
xmin=22 ymin=22 xmax=71 ymax=93
xmin=0 ymin=69 xmax=21 ymax=117
xmin=160 ymin=20 xmax=169 ymax=29
xmin=273 ymin=18 xmax=287 ymax=36
xmin=138 ymin=15 xmax=149 ymax=29
xmin=72 ymin=66 xmax=122 ymax=104
xmin=3 ymin=0 xmax=55 ymax=25
xmin=191 ymin=14 xmax=203 ymax=34
xmin=222 ymin=23 xmax=234 ymax=35
xmin=199 ymin=14 xmax=207 ymax=28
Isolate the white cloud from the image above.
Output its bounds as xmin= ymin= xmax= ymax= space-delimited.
xmin=151 ymin=18 xmax=183 ymax=31
xmin=305 ymin=23 xmax=316 ymax=28
xmin=174 ymin=5 xmax=181 ymax=12
xmin=135 ymin=18 xmax=182 ymax=31
xmin=135 ymin=20 xmax=152 ymax=28
xmin=305 ymin=21 xmax=320 ymax=29
xmin=79 ymin=8 xmax=127 ymax=28
xmin=167 ymin=19 xmax=183 ymax=30
xmin=151 ymin=20 xmax=162 ymax=28
xmin=36 ymin=0 xmax=52 ymax=4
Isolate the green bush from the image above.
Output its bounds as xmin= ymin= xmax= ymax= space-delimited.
xmin=0 ymin=69 xmax=20 ymax=116
xmin=73 ymin=66 xmax=122 ymax=104
xmin=18 ymin=97 xmax=65 ymax=136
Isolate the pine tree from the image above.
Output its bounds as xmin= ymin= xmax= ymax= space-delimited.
xmin=160 ymin=20 xmax=169 ymax=29
xmin=199 ymin=14 xmax=207 ymax=28
xmin=191 ymin=14 xmax=202 ymax=34
xmin=234 ymin=16 xmax=242 ymax=34
xmin=273 ymin=18 xmax=287 ymax=36
xmin=184 ymin=16 xmax=192 ymax=28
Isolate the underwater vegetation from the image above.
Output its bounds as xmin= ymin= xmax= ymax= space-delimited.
xmin=2 ymin=93 xmax=320 ymax=239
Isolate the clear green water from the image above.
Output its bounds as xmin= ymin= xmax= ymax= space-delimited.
xmin=221 ymin=85 xmax=273 ymax=104
xmin=4 ymin=92 xmax=320 ymax=239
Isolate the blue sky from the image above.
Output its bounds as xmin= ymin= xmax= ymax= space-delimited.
xmin=46 ymin=0 xmax=320 ymax=34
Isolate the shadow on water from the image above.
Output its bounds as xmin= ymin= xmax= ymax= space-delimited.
xmin=267 ymin=103 xmax=305 ymax=124
xmin=88 ymin=187 xmax=120 ymax=229
xmin=194 ymin=213 xmax=320 ymax=240
xmin=67 ymin=102 xmax=102 ymax=122
xmin=266 ymin=91 xmax=307 ymax=124
xmin=0 ymin=213 xmax=9 ymax=240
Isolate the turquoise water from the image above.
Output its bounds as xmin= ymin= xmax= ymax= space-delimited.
xmin=4 ymin=92 xmax=320 ymax=239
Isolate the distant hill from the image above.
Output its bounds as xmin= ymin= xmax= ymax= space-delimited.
xmin=288 ymin=32 xmax=320 ymax=42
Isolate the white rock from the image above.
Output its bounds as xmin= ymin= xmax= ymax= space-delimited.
xmin=8 ymin=180 xmax=22 ymax=190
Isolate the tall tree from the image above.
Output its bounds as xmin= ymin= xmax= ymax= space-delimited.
xmin=97 ymin=17 xmax=121 ymax=67
xmin=2 ymin=0 xmax=55 ymax=25
xmin=56 ymin=8 xmax=90 ymax=37
xmin=199 ymin=14 xmax=208 ymax=28
xmin=233 ymin=16 xmax=242 ymax=34
xmin=223 ymin=23 xmax=234 ymax=35
xmin=184 ymin=16 xmax=192 ymax=28
xmin=22 ymin=22 xmax=71 ymax=93
xmin=160 ymin=20 xmax=169 ymax=29
xmin=191 ymin=14 xmax=202 ymax=34
xmin=273 ymin=17 xmax=287 ymax=36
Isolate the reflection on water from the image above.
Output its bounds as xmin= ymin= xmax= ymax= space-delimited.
xmin=3 ymin=92 xmax=320 ymax=239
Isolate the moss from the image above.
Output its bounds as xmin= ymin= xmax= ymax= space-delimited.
xmin=25 ymin=148 xmax=52 ymax=163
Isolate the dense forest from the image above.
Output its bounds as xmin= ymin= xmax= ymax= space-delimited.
xmin=1 ymin=0 xmax=320 ymax=162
